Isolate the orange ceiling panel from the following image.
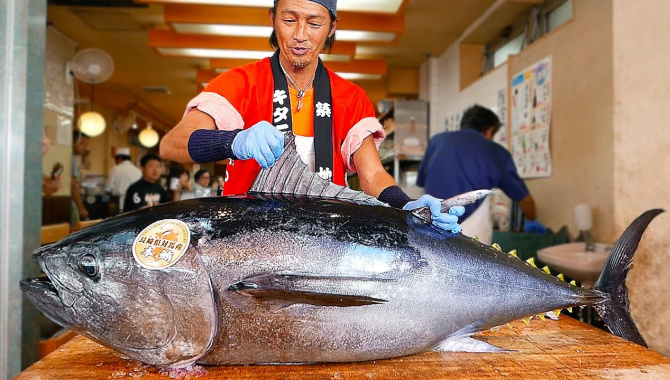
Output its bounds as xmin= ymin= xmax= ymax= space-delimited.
xmin=210 ymin=57 xmax=388 ymax=75
xmin=163 ymin=4 xmax=404 ymax=33
xmin=149 ymin=29 xmax=357 ymax=56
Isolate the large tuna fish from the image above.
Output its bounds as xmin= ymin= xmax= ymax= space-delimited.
xmin=21 ymin=135 xmax=660 ymax=368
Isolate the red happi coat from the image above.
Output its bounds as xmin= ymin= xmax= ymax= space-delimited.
xmin=200 ymin=58 xmax=381 ymax=195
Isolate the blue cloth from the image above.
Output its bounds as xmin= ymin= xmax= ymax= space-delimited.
xmin=524 ymin=219 xmax=548 ymax=234
xmin=416 ymin=129 xmax=529 ymax=221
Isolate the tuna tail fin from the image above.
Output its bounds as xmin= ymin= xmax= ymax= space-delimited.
xmin=593 ymin=208 xmax=664 ymax=347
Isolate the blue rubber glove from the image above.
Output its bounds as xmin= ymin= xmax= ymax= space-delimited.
xmin=524 ymin=219 xmax=548 ymax=234
xmin=403 ymin=195 xmax=465 ymax=233
xmin=231 ymin=121 xmax=284 ymax=169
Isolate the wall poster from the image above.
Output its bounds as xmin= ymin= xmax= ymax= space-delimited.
xmin=510 ymin=56 xmax=552 ymax=178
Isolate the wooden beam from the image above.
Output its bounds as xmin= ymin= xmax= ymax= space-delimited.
xmin=197 ymin=69 xmax=218 ymax=84
xmin=164 ymin=5 xmax=404 ymax=33
xmin=461 ymin=0 xmax=543 ymax=45
xmin=149 ymin=29 xmax=356 ymax=56
xmin=209 ymin=57 xmax=388 ymax=75
xmin=137 ymin=0 xmax=408 ymax=15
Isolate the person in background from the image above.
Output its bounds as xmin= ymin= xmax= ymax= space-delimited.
xmin=105 ymin=147 xmax=142 ymax=213
xmin=193 ymin=169 xmax=211 ymax=189
xmin=166 ymin=164 xmax=191 ymax=201
xmin=123 ymin=154 xmax=172 ymax=212
xmin=71 ymin=130 xmax=89 ymax=225
xmin=159 ymin=0 xmax=463 ymax=232
xmin=211 ymin=175 xmax=224 ymax=196
xmin=417 ymin=104 xmax=547 ymax=244
xmin=42 ymin=131 xmax=62 ymax=197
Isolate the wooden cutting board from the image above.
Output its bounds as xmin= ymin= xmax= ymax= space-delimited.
xmin=17 ymin=316 xmax=670 ymax=379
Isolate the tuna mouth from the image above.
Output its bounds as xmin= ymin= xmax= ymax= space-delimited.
xmin=20 ymin=276 xmax=71 ymax=327
xmin=21 ymin=276 xmax=58 ymax=293
xmin=20 ymin=276 xmax=60 ymax=301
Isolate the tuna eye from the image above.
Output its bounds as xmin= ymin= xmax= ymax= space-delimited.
xmin=78 ymin=255 xmax=98 ymax=278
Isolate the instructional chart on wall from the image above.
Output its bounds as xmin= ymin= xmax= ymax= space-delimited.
xmin=510 ymin=56 xmax=552 ymax=178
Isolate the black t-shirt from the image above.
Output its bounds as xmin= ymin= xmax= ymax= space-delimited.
xmin=123 ymin=178 xmax=172 ymax=212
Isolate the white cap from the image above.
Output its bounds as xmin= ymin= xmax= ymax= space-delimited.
xmin=116 ymin=147 xmax=131 ymax=156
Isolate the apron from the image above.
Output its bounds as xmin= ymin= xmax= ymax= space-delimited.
xmin=460 ymin=196 xmax=493 ymax=245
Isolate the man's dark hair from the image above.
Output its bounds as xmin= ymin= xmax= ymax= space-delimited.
xmin=460 ymin=105 xmax=501 ymax=135
xmin=72 ymin=130 xmax=89 ymax=142
xmin=168 ymin=164 xmax=188 ymax=179
xmin=269 ymin=5 xmax=337 ymax=53
xmin=140 ymin=153 xmax=161 ymax=167
xmin=194 ymin=169 xmax=210 ymax=182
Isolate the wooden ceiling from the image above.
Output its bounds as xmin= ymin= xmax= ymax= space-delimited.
xmin=46 ymin=0 xmax=498 ymax=131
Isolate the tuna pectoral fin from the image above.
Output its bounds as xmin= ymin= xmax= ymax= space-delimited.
xmin=433 ymin=336 xmax=511 ymax=353
xmin=228 ymin=274 xmax=388 ymax=309
xmin=594 ymin=209 xmax=663 ymax=348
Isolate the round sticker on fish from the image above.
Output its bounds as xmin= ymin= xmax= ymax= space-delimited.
xmin=132 ymin=219 xmax=191 ymax=270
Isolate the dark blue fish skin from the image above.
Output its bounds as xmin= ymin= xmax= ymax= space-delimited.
xmin=23 ymin=195 xmax=603 ymax=366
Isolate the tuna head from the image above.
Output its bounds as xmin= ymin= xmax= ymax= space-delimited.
xmin=20 ymin=219 xmax=217 ymax=367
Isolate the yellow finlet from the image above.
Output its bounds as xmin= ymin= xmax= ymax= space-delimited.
xmin=526 ymin=257 xmax=537 ymax=267
xmin=491 ymin=243 xmax=502 ymax=251
xmin=557 ymin=273 xmax=565 ymax=281
xmin=506 ymin=323 xmax=514 ymax=329
xmin=570 ymin=280 xmax=577 ymax=286
xmin=472 ymin=235 xmax=480 ymax=242
xmin=508 ymin=250 xmax=519 ymax=258
xmin=522 ymin=316 xmax=532 ymax=326
xmin=567 ymin=307 xmax=573 ymax=313
xmin=537 ymin=313 xmax=545 ymax=321
xmin=541 ymin=266 xmax=551 ymax=274
xmin=490 ymin=326 xmax=501 ymax=333
xmin=553 ymin=309 xmax=562 ymax=317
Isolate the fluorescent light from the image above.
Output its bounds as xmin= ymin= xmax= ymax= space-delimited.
xmin=173 ymin=23 xmax=272 ymax=38
xmin=337 ymin=30 xmax=396 ymax=42
xmin=356 ymin=45 xmax=397 ymax=56
xmin=158 ymin=47 xmax=272 ymax=59
xmin=157 ymin=47 xmax=350 ymax=61
xmin=141 ymin=0 xmax=404 ymax=13
xmin=172 ymin=23 xmax=396 ymax=42
xmin=336 ymin=73 xmax=383 ymax=80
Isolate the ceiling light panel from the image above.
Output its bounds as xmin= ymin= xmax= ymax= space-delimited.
xmin=158 ymin=47 xmax=350 ymax=61
xmin=172 ymin=23 xmax=396 ymax=42
xmin=138 ymin=0 xmax=405 ymax=14
xmin=150 ymin=29 xmax=355 ymax=59
xmin=163 ymin=5 xmax=403 ymax=38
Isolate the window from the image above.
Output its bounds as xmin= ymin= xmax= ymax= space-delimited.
xmin=493 ymin=33 xmax=525 ymax=68
xmin=481 ymin=0 xmax=573 ymax=75
xmin=547 ymin=0 xmax=573 ymax=32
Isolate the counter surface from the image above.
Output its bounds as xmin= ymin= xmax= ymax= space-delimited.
xmin=17 ymin=316 xmax=670 ymax=379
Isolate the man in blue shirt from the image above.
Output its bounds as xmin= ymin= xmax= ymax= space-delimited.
xmin=417 ymin=105 xmax=546 ymax=243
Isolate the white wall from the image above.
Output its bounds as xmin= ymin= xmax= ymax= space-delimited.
xmin=422 ymin=0 xmax=670 ymax=356
xmin=613 ymin=0 xmax=670 ymax=356
xmin=429 ymin=45 xmax=507 ymax=138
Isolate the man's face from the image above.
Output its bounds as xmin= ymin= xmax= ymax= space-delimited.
xmin=73 ymin=136 xmax=89 ymax=156
xmin=196 ymin=173 xmax=210 ymax=187
xmin=272 ymin=0 xmax=337 ymax=70
xmin=142 ymin=159 xmax=162 ymax=183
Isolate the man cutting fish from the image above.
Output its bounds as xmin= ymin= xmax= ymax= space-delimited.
xmin=160 ymin=0 xmax=464 ymax=231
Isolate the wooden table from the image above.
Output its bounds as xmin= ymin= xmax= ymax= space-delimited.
xmin=17 ymin=317 xmax=670 ymax=379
